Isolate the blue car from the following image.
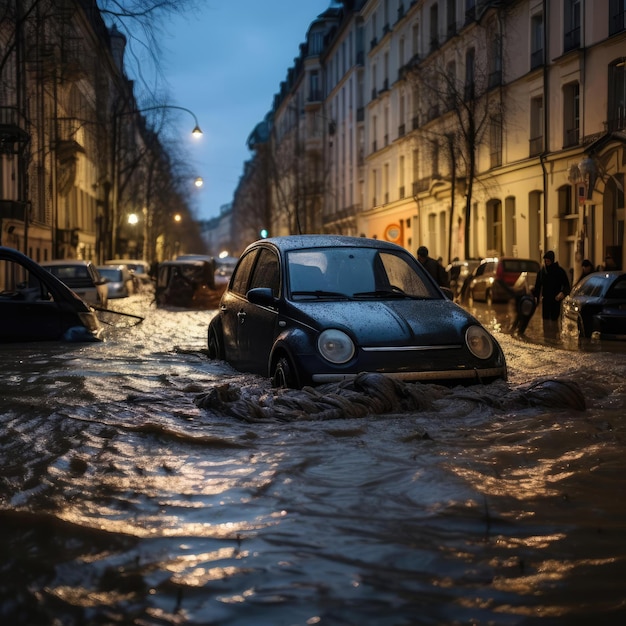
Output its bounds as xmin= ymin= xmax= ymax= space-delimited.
xmin=207 ymin=235 xmax=507 ymax=388
xmin=0 ymin=246 xmax=102 ymax=342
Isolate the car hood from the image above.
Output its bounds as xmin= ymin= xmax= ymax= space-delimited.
xmin=289 ymin=298 xmax=473 ymax=345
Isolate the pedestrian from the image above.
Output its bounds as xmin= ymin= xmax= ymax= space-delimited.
xmin=575 ymin=259 xmax=594 ymax=285
xmin=532 ymin=250 xmax=570 ymax=340
xmin=417 ymin=245 xmax=450 ymax=288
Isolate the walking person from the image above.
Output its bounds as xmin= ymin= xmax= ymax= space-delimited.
xmin=532 ymin=250 xmax=570 ymax=340
xmin=417 ymin=246 xmax=450 ymax=288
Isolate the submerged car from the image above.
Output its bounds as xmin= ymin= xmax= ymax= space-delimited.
xmin=0 ymin=246 xmax=102 ymax=342
xmin=207 ymin=235 xmax=507 ymax=388
xmin=41 ymin=259 xmax=108 ymax=309
xmin=156 ymin=259 xmax=225 ymax=309
xmin=467 ymin=257 xmax=540 ymax=305
xmin=561 ymin=271 xmax=626 ymax=339
xmin=97 ymin=264 xmax=135 ymax=299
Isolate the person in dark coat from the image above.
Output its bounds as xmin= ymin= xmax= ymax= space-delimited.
xmin=417 ymin=246 xmax=450 ymax=288
xmin=532 ymin=250 xmax=570 ymax=339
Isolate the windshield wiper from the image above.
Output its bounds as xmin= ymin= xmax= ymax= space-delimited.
xmin=291 ymin=290 xmax=350 ymax=299
xmin=352 ymin=288 xmax=423 ymax=299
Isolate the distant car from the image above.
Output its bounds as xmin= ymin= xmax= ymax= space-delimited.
xmin=561 ymin=271 xmax=626 ymax=339
xmin=207 ymin=235 xmax=507 ymax=388
xmin=97 ymin=265 xmax=135 ymax=299
xmin=156 ymin=259 xmax=224 ymax=309
xmin=41 ymin=259 xmax=108 ymax=309
xmin=105 ymin=259 xmax=153 ymax=291
xmin=0 ymin=246 xmax=102 ymax=342
xmin=446 ymin=258 xmax=480 ymax=300
xmin=467 ymin=257 xmax=541 ymax=305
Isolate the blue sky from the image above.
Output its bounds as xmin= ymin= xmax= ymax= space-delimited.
xmin=158 ymin=1 xmax=333 ymax=221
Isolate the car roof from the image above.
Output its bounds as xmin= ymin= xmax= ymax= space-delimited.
xmin=41 ymin=259 xmax=93 ymax=266
xmin=249 ymin=234 xmax=406 ymax=255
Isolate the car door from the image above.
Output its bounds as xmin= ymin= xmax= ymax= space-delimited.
xmin=0 ymin=261 xmax=63 ymax=342
xmin=221 ymin=249 xmax=259 ymax=369
xmin=236 ymin=248 xmax=280 ymax=374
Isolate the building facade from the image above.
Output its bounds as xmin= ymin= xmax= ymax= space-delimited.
xmin=233 ymin=0 xmax=625 ymax=281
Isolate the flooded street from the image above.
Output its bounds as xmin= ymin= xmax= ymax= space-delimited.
xmin=1 ymin=294 xmax=625 ymax=625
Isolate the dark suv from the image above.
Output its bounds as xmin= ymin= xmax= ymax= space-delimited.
xmin=467 ymin=257 xmax=541 ymax=305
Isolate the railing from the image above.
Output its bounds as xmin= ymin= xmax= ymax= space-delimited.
xmin=530 ymin=48 xmax=544 ymax=69
xmin=564 ymin=27 xmax=581 ymax=52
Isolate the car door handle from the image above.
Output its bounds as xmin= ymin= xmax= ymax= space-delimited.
xmin=237 ymin=310 xmax=246 ymax=324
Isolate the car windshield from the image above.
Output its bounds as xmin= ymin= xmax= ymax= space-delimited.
xmin=287 ymin=247 xmax=438 ymax=300
xmin=98 ymin=268 xmax=122 ymax=281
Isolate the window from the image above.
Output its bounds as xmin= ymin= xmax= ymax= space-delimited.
xmin=447 ymin=0 xmax=456 ymax=36
xmin=609 ymin=0 xmax=626 ymax=35
xmin=412 ymin=22 xmax=420 ymax=57
xmin=531 ymin=13 xmax=544 ymax=69
xmin=490 ymin=115 xmax=502 ymax=168
xmin=563 ymin=82 xmax=580 ymax=147
xmin=530 ymin=96 xmax=544 ymax=156
xmin=430 ymin=3 xmax=439 ymax=52
xmin=249 ymin=249 xmax=280 ymax=297
xmin=464 ymin=48 xmax=475 ymax=100
xmin=309 ymin=71 xmax=321 ymax=102
xmin=564 ymin=0 xmax=581 ymax=52
xmin=608 ymin=59 xmax=626 ymax=131
xmin=488 ymin=24 xmax=502 ymax=88
xmin=465 ymin=0 xmax=476 ymax=23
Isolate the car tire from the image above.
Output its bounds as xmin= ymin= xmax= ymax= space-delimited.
xmin=272 ymin=356 xmax=298 ymax=389
xmin=208 ymin=323 xmax=224 ymax=360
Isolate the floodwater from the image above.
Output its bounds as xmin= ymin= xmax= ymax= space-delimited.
xmin=1 ymin=294 xmax=625 ymax=625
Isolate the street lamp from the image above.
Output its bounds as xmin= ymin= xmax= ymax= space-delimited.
xmin=194 ymin=176 xmax=204 ymax=188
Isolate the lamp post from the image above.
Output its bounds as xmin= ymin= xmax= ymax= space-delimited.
xmin=111 ymin=103 xmax=203 ymax=262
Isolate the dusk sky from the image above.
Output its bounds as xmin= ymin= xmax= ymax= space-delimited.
xmin=154 ymin=1 xmax=334 ymax=222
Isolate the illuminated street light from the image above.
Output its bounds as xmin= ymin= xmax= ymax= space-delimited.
xmin=127 ymin=213 xmax=139 ymax=225
xmin=174 ymin=213 xmax=182 ymax=223
xmin=194 ymin=176 xmax=204 ymax=188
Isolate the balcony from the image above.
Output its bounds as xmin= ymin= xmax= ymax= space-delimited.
xmin=564 ymin=127 xmax=580 ymax=148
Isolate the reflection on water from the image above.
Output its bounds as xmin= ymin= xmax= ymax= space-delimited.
xmin=1 ymin=294 xmax=625 ymax=625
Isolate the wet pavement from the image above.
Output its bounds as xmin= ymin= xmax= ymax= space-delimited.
xmin=1 ymin=293 xmax=625 ymax=625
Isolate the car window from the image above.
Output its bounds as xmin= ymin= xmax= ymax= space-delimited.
xmin=502 ymin=259 xmax=540 ymax=273
xmin=230 ymin=250 xmax=258 ymax=296
xmin=287 ymin=247 xmax=435 ymax=298
xmin=379 ymin=251 xmax=434 ymax=297
xmin=0 ymin=259 xmax=51 ymax=302
xmin=475 ymin=264 xmax=486 ymax=277
xmin=574 ymin=276 xmax=606 ymax=297
xmin=607 ymin=276 xmax=626 ymax=299
xmin=248 ymin=248 xmax=280 ymax=297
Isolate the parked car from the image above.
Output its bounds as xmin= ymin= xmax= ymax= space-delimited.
xmin=207 ymin=235 xmax=507 ymax=388
xmin=156 ymin=259 xmax=225 ymax=309
xmin=467 ymin=257 xmax=541 ymax=305
xmin=561 ymin=271 xmax=626 ymax=339
xmin=41 ymin=260 xmax=108 ymax=309
xmin=97 ymin=265 xmax=135 ymax=299
xmin=0 ymin=246 xmax=102 ymax=342
xmin=105 ymin=259 xmax=153 ymax=291
xmin=446 ymin=258 xmax=480 ymax=300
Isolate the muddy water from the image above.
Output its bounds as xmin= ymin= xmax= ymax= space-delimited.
xmin=1 ymin=294 xmax=625 ymax=625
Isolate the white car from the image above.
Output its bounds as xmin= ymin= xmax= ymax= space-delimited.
xmin=41 ymin=260 xmax=108 ymax=309
xmin=97 ymin=265 xmax=135 ymax=299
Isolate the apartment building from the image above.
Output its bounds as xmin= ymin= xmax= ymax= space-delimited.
xmin=236 ymin=0 xmax=624 ymax=279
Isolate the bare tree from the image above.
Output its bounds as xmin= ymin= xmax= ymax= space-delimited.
xmin=406 ymin=12 xmax=506 ymax=260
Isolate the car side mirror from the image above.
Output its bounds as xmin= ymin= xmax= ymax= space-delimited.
xmin=247 ymin=287 xmax=276 ymax=307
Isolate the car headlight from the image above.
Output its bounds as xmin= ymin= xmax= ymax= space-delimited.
xmin=465 ymin=325 xmax=494 ymax=360
xmin=317 ymin=329 xmax=355 ymax=364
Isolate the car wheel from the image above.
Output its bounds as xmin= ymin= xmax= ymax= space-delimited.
xmin=207 ymin=323 xmax=224 ymax=359
xmin=272 ymin=356 xmax=298 ymax=389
